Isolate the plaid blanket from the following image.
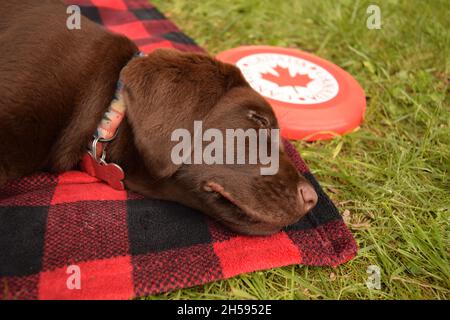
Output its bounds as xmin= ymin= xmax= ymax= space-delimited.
xmin=0 ymin=0 xmax=357 ymax=300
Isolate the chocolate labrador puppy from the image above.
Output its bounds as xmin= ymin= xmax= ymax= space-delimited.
xmin=0 ymin=0 xmax=317 ymax=235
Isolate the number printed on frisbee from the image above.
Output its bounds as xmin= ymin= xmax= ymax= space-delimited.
xmin=216 ymin=46 xmax=366 ymax=141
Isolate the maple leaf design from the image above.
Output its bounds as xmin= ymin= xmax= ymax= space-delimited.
xmin=261 ymin=65 xmax=313 ymax=87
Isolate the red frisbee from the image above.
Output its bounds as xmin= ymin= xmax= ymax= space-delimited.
xmin=216 ymin=46 xmax=366 ymax=141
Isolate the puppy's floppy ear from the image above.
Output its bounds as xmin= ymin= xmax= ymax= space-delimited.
xmin=120 ymin=49 xmax=247 ymax=180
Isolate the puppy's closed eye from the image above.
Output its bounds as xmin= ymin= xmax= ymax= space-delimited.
xmin=247 ymin=110 xmax=270 ymax=128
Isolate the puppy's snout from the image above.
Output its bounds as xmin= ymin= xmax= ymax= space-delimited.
xmin=298 ymin=183 xmax=318 ymax=213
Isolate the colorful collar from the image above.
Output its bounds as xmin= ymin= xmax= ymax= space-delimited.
xmin=80 ymin=51 xmax=145 ymax=190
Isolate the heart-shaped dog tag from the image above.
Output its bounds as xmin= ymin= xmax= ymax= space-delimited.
xmin=80 ymin=153 xmax=125 ymax=190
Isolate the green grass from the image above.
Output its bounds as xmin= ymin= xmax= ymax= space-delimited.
xmin=148 ymin=0 xmax=450 ymax=299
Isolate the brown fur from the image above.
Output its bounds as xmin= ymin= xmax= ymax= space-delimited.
xmin=0 ymin=0 xmax=317 ymax=235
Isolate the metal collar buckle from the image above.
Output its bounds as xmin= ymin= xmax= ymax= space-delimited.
xmin=89 ymin=129 xmax=119 ymax=163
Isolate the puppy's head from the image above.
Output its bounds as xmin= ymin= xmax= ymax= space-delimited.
xmin=120 ymin=49 xmax=317 ymax=235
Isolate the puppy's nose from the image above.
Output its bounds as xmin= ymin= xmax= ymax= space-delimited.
xmin=298 ymin=184 xmax=318 ymax=213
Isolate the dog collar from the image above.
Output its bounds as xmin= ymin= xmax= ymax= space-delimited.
xmin=80 ymin=51 xmax=145 ymax=190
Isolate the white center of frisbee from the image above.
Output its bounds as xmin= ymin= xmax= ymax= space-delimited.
xmin=236 ymin=53 xmax=339 ymax=105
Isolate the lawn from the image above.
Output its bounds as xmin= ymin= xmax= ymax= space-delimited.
xmin=149 ymin=0 xmax=449 ymax=299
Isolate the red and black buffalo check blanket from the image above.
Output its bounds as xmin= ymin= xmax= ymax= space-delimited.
xmin=0 ymin=0 xmax=358 ymax=300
